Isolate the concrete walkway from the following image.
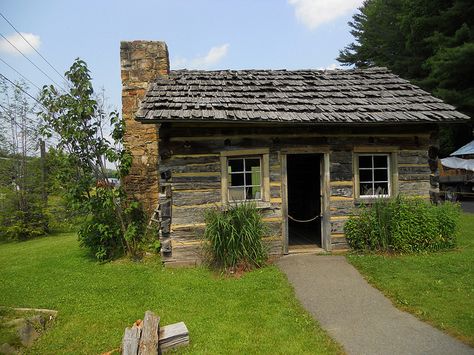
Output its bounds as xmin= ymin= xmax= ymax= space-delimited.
xmin=277 ymin=255 xmax=474 ymax=355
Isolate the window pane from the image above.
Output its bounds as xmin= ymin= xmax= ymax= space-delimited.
xmin=230 ymin=173 xmax=244 ymax=186
xmin=229 ymin=187 xmax=245 ymax=201
xmin=245 ymin=171 xmax=261 ymax=186
xmin=359 ymin=169 xmax=372 ymax=182
xmin=246 ymin=186 xmax=261 ymax=200
xmin=228 ymin=159 xmax=244 ymax=173
xmin=374 ymin=182 xmax=389 ymax=195
xmin=374 ymin=155 xmax=388 ymax=168
xmin=359 ymin=156 xmax=372 ymax=169
xmin=374 ymin=169 xmax=388 ymax=181
xmin=360 ymin=183 xmax=373 ymax=196
xmin=245 ymin=158 xmax=260 ymax=172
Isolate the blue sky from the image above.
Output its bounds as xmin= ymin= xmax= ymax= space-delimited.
xmin=1 ymin=0 xmax=362 ymax=112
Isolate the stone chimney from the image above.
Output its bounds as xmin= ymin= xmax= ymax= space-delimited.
xmin=120 ymin=41 xmax=169 ymax=216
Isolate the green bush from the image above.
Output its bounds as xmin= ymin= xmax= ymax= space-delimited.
xmin=344 ymin=196 xmax=460 ymax=253
xmin=78 ymin=188 xmax=147 ymax=261
xmin=203 ymin=203 xmax=268 ymax=270
xmin=0 ymin=188 xmax=48 ymax=241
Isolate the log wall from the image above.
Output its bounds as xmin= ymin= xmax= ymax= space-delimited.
xmin=156 ymin=123 xmax=437 ymax=264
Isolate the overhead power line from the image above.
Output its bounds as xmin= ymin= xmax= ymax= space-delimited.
xmin=0 ymin=31 xmax=66 ymax=91
xmin=0 ymin=12 xmax=68 ymax=84
xmin=0 ymin=101 xmax=36 ymax=127
xmin=0 ymin=72 xmax=46 ymax=110
xmin=0 ymin=56 xmax=41 ymax=91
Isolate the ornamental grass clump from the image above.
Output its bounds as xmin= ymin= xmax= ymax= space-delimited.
xmin=203 ymin=203 xmax=268 ymax=270
xmin=344 ymin=196 xmax=460 ymax=253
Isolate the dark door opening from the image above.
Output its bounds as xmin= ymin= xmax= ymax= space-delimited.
xmin=287 ymin=154 xmax=322 ymax=248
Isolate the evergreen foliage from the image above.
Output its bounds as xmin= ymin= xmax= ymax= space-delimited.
xmin=338 ymin=0 xmax=474 ymax=155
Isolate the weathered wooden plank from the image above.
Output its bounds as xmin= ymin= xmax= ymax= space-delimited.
xmin=172 ymin=181 xmax=221 ymax=190
xmin=160 ymin=162 xmax=220 ymax=174
xmin=172 ymin=190 xmax=221 ymax=206
xmin=399 ymin=174 xmax=430 ymax=181
xmin=161 ymin=123 xmax=436 ymax=138
xmin=330 ymin=151 xmax=353 ymax=181
xmin=330 ymin=219 xmax=347 ymax=234
xmin=138 ymin=311 xmax=160 ymax=355
xmin=330 ymin=186 xmax=353 ymax=197
xmin=398 ymin=166 xmax=431 ymax=175
xmin=330 ymin=200 xmax=355 ymax=217
xmin=264 ymin=239 xmax=283 ymax=255
xmin=171 ymin=175 xmax=221 ymax=183
xmin=122 ymin=324 xmax=142 ymax=355
xmin=270 ymin=185 xmax=281 ymax=198
xmin=399 ymin=181 xmax=430 ymax=195
xmin=158 ymin=322 xmax=189 ymax=352
xmin=161 ymin=200 xmax=171 ymax=219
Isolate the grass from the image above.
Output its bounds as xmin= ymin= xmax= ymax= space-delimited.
xmin=0 ymin=233 xmax=341 ymax=354
xmin=347 ymin=212 xmax=474 ymax=345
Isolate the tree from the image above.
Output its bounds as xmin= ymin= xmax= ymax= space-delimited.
xmin=338 ymin=0 xmax=474 ymax=155
xmin=0 ymin=78 xmax=48 ymax=240
xmin=39 ymin=59 xmax=148 ymax=260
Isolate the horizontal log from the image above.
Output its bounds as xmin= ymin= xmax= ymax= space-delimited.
xmin=330 ymin=186 xmax=353 ymax=198
xmin=329 ymin=200 xmax=355 ymax=217
xmin=171 ymin=175 xmax=221 ymax=184
xmin=160 ymin=162 xmax=220 ymax=174
xmin=398 ymin=166 xmax=431 ymax=175
xmin=172 ymin=181 xmax=221 ymax=190
xmin=399 ymin=174 xmax=430 ymax=181
xmin=330 ymin=219 xmax=347 ymax=234
xmin=161 ymin=123 xmax=435 ymax=139
xmin=265 ymin=239 xmax=283 ymax=255
xmin=399 ymin=181 xmax=430 ymax=195
xmin=173 ymin=190 xmax=221 ymax=206
xmin=270 ymin=186 xmax=281 ymax=198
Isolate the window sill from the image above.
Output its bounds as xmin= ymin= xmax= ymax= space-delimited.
xmin=223 ymin=201 xmax=272 ymax=210
xmin=354 ymin=196 xmax=391 ymax=206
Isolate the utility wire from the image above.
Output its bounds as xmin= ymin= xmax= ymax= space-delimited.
xmin=0 ymin=72 xmax=46 ymax=110
xmin=0 ymin=100 xmax=42 ymax=127
xmin=0 ymin=32 xmax=66 ymax=91
xmin=0 ymin=12 xmax=67 ymax=83
xmin=0 ymin=56 xmax=41 ymax=91
xmin=0 ymin=101 xmax=34 ymax=126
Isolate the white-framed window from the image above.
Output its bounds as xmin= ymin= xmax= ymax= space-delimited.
xmin=220 ymin=149 xmax=270 ymax=206
xmin=357 ymin=154 xmax=391 ymax=198
xmin=227 ymin=157 xmax=262 ymax=201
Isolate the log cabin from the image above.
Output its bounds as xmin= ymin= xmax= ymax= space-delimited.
xmin=120 ymin=40 xmax=470 ymax=265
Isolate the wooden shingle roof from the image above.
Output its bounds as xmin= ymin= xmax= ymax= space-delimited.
xmin=136 ymin=67 xmax=469 ymax=124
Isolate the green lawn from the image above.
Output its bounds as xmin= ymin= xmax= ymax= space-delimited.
xmin=347 ymin=212 xmax=474 ymax=346
xmin=0 ymin=234 xmax=341 ymax=354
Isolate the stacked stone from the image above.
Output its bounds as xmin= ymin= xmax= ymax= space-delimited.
xmin=120 ymin=41 xmax=170 ymax=216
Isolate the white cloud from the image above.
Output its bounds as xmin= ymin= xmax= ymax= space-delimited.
xmin=171 ymin=43 xmax=229 ymax=69
xmin=0 ymin=32 xmax=41 ymax=55
xmin=288 ymin=0 xmax=364 ymax=30
xmin=318 ymin=63 xmax=342 ymax=70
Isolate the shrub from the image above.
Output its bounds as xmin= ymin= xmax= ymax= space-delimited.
xmin=0 ymin=188 xmax=48 ymax=241
xmin=203 ymin=203 xmax=268 ymax=270
xmin=78 ymin=189 xmax=147 ymax=261
xmin=344 ymin=196 xmax=460 ymax=253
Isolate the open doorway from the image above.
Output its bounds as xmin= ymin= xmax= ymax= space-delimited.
xmin=287 ymin=154 xmax=322 ymax=248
